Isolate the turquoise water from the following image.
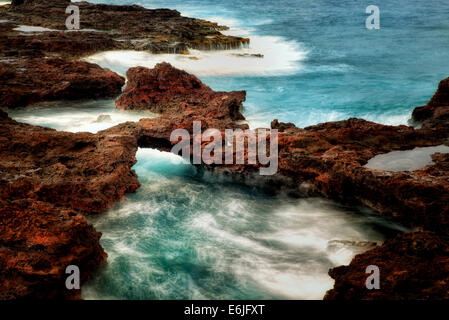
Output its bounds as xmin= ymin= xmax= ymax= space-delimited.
xmin=81 ymin=149 xmax=402 ymax=300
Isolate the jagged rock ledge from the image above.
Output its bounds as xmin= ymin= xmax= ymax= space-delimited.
xmin=1 ymin=0 xmax=249 ymax=57
xmin=0 ymin=110 xmax=140 ymax=299
xmin=0 ymin=0 xmax=250 ymax=109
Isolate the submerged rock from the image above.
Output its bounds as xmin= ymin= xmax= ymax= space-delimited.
xmin=95 ymin=114 xmax=112 ymax=123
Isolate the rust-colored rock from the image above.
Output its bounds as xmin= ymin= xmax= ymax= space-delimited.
xmin=324 ymin=231 xmax=449 ymax=300
xmin=0 ymin=113 xmax=140 ymax=299
xmin=2 ymin=0 xmax=249 ymax=56
xmin=0 ymin=58 xmax=125 ymax=109
xmin=412 ymin=77 xmax=449 ymax=132
xmin=116 ymin=63 xmax=247 ymax=131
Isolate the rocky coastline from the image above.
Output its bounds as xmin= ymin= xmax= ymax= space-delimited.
xmin=1 ymin=0 xmax=448 ymax=300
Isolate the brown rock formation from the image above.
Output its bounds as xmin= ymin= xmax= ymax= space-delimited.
xmin=0 ymin=0 xmax=250 ymax=109
xmin=323 ymin=80 xmax=449 ymax=299
xmin=273 ymin=118 xmax=449 ymax=233
xmin=116 ymin=63 xmax=246 ymax=130
xmin=0 ymin=58 xmax=124 ymax=109
xmin=112 ymin=65 xmax=449 ymax=235
xmin=2 ymin=0 xmax=249 ymax=56
xmin=0 ymin=113 xmax=140 ymax=299
xmin=412 ymin=77 xmax=449 ymax=133
xmin=324 ymin=231 xmax=449 ymax=300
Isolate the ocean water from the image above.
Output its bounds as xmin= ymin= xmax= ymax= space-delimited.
xmin=8 ymin=99 xmax=155 ymax=133
xmin=87 ymin=0 xmax=449 ymax=128
xmin=9 ymin=0 xmax=445 ymax=299
xmin=81 ymin=148 xmax=403 ymax=300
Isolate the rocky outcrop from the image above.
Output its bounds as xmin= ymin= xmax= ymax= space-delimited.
xmin=412 ymin=77 xmax=449 ymax=132
xmin=0 ymin=58 xmax=124 ymax=109
xmin=324 ymin=231 xmax=449 ymax=300
xmin=116 ymin=63 xmax=246 ymax=130
xmin=0 ymin=3 xmax=252 ymax=298
xmin=2 ymin=0 xmax=249 ymax=56
xmin=1 ymin=0 xmax=449 ymax=298
xmin=0 ymin=113 xmax=140 ymax=299
xmin=323 ymin=80 xmax=449 ymax=299
xmin=0 ymin=0 xmax=250 ymax=109
xmin=0 ymin=200 xmax=105 ymax=299
xmin=272 ymin=118 xmax=449 ymax=233
xmin=113 ymin=64 xmax=449 ymax=235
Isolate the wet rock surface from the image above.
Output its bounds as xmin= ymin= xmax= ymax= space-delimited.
xmin=412 ymin=77 xmax=449 ymax=133
xmin=0 ymin=58 xmax=124 ymax=109
xmin=0 ymin=114 xmax=140 ymax=299
xmin=325 ymin=231 xmax=449 ymax=300
xmin=0 ymin=0 xmax=249 ymax=109
xmin=2 ymin=0 xmax=249 ymax=56
xmin=116 ymin=63 xmax=247 ymax=130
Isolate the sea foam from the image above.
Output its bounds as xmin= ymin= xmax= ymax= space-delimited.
xmin=84 ymin=22 xmax=306 ymax=77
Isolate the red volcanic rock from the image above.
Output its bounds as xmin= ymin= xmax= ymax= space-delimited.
xmin=0 ymin=58 xmax=125 ymax=109
xmin=0 ymin=200 xmax=105 ymax=299
xmin=324 ymin=231 xmax=449 ymax=300
xmin=0 ymin=115 xmax=140 ymax=299
xmin=112 ymin=66 xmax=449 ymax=235
xmin=412 ymin=77 xmax=449 ymax=131
xmin=271 ymin=118 xmax=449 ymax=233
xmin=428 ymin=77 xmax=449 ymax=107
xmin=116 ymin=63 xmax=247 ymax=130
xmin=3 ymin=0 xmax=249 ymax=55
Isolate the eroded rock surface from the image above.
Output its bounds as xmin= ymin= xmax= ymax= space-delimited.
xmin=0 ymin=113 xmax=140 ymax=299
xmin=412 ymin=77 xmax=449 ymax=133
xmin=0 ymin=58 xmax=124 ymax=109
xmin=2 ymin=0 xmax=249 ymax=56
xmin=324 ymin=231 xmax=449 ymax=300
xmin=0 ymin=0 xmax=249 ymax=109
xmin=116 ymin=63 xmax=246 ymax=130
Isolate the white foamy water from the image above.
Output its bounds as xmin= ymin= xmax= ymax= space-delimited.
xmin=82 ymin=148 xmax=403 ymax=300
xmin=365 ymin=145 xmax=449 ymax=172
xmin=13 ymin=25 xmax=58 ymax=32
xmin=85 ymin=29 xmax=306 ymax=77
xmin=13 ymin=25 xmax=104 ymax=33
xmin=7 ymin=99 xmax=155 ymax=133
